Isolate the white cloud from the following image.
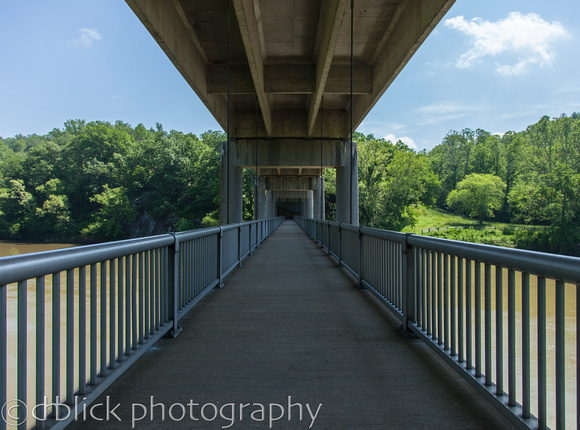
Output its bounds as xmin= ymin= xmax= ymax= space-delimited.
xmin=445 ymin=12 xmax=569 ymax=75
xmin=72 ymin=28 xmax=102 ymax=47
xmin=416 ymin=102 xmax=486 ymax=126
xmin=384 ymin=134 xmax=417 ymax=150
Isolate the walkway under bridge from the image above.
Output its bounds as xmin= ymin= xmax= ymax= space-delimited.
xmin=1 ymin=218 xmax=578 ymax=429
xmin=67 ymin=221 xmax=514 ymax=429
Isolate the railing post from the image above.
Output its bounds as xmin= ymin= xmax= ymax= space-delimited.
xmin=168 ymin=234 xmax=182 ymax=337
xmin=358 ymin=226 xmax=364 ymax=288
xmin=217 ymin=227 xmax=224 ymax=288
xmin=338 ymin=223 xmax=343 ymax=267
xmin=249 ymin=222 xmax=254 ymax=255
xmin=403 ymin=233 xmax=416 ymax=335
xmin=237 ymin=223 xmax=242 ymax=267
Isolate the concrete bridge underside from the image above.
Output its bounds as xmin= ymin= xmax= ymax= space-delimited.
xmin=126 ymin=0 xmax=455 ymax=224
xmin=68 ymin=222 xmax=515 ymax=429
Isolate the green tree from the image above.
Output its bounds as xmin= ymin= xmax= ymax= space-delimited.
xmin=358 ymin=134 xmax=439 ymax=230
xmin=447 ymin=174 xmax=506 ymax=223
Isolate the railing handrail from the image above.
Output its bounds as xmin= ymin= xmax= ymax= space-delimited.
xmin=0 ymin=234 xmax=175 ymax=286
xmin=301 ymin=218 xmax=580 ymax=283
xmin=295 ymin=216 xmax=579 ymax=430
xmin=0 ymin=216 xmax=285 ymax=430
xmin=407 ymin=233 xmax=580 ymax=283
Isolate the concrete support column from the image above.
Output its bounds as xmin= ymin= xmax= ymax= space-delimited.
xmin=305 ymin=190 xmax=314 ymax=219
xmin=265 ymin=190 xmax=273 ymax=218
xmin=271 ymin=191 xmax=278 ymax=217
xmin=254 ymin=176 xmax=267 ymax=220
xmin=336 ymin=140 xmax=359 ymax=225
xmin=220 ymin=139 xmax=243 ymax=224
xmin=312 ymin=177 xmax=325 ymax=220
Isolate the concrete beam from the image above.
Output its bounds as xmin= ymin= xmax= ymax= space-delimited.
xmin=307 ymin=0 xmax=348 ymax=137
xmin=233 ymin=0 xmax=273 ymax=135
xmin=353 ymin=0 xmax=455 ymax=129
xmin=125 ymin=0 xmax=228 ymax=130
xmin=208 ymin=64 xmax=371 ymax=95
xmin=229 ymin=139 xmax=348 ymax=168
xmin=232 ymin=109 xmax=348 ymax=139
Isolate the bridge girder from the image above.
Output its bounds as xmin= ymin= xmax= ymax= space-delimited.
xmin=126 ymin=0 xmax=455 ymax=140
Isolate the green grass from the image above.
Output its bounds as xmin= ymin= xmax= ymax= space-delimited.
xmin=401 ymin=206 xmax=536 ymax=234
xmin=397 ymin=206 xmax=578 ymax=256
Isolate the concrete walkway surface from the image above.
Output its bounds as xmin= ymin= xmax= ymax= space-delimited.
xmin=69 ymin=221 xmax=515 ymax=430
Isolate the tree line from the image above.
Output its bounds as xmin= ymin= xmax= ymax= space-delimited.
xmin=428 ymin=113 xmax=580 ymax=253
xmin=0 ymin=120 xmax=224 ymax=241
xmin=1 ymin=114 xmax=578 ymax=254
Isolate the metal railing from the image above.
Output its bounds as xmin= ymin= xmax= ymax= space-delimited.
xmin=295 ymin=217 xmax=580 ymax=430
xmin=0 ymin=217 xmax=284 ymax=430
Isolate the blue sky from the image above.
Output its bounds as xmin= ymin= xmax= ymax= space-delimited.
xmin=1 ymin=1 xmax=579 ymax=151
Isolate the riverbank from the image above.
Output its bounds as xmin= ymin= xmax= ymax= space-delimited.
xmin=402 ymin=206 xmax=580 ymax=256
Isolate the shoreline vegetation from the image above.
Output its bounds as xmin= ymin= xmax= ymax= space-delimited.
xmin=1 ymin=114 xmax=579 ymax=256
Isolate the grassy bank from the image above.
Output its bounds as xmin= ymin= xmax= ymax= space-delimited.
xmin=401 ymin=206 xmax=535 ymax=234
xmin=399 ymin=206 xmax=580 ymax=256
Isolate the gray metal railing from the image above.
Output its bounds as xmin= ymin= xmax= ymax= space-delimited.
xmin=0 ymin=217 xmax=284 ymax=430
xmin=295 ymin=216 xmax=580 ymax=430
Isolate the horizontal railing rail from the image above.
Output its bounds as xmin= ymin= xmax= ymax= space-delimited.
xmin=295 ymin=216 xmax=580 ymax=430
xmin=0 ymin=217 xmax=284 ymax=430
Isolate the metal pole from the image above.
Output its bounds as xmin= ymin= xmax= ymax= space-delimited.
xmin=349 ymin=0 xmax=354 ymax=224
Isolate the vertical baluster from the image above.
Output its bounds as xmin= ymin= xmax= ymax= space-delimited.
xmin=508 ymin=269 xmax=516 ymax=406
xmin=437 ymin=253 xmax=443 ymax=345
xmin=458 ymin=258 xmax=464 ymax=363
xmin=36 ymin=277 xmax=45 ymax=427
xmin=555 ymin=280 xmax=565 ymax=429
xmin=484 ymin=264 xmax=491 ymax=386
xmin=79 ymin=266 xmax=86 ymax=394
xmin=419 ymin=249 xmax=424 ymax=329
xmin=426 ymin=251 xmax=431 ymax=336
xmin=132 ymin=254 xmax=137 ymax=349
xmin=162 ymin=247 xmax=168 ymax=324
xmin=118 ymin=257 xmax=125 ymax=360
xmin=90 ymin=263 xmax=97 ymax=385
xmin=496 ymin=267 xmax=504 ymax=395
xmin=537 ymin=276 xmax=546 ymax=429
xmin=475 ymin=261 xmax=482 ymax=377
xmin=147 ymin=250 xmax=153 ymax=337
xmin=66 ymin=269 xmax=75 ymax=402
xmin=109 ymin=260 xmax=116 ymax=368
xmin=17 ymin=280 xmax=26 ymax=430
xmin=139 ymin=252 xmax=144 ymax=344
xmin=466 ymin=260 xmax=472 ymax=369
xmin=444 ymin=254 xmax=449 ymax=350
xmin=522 ymin=273 xmax=530 ymax=417
xmin=155 ymin=249 xmax=161 ymax=330
xmin=125 ymin=256 xmax=131 ymax=353
xmin=100 ymin=261 xmax=107 ymax=376
xmin=450 ymin=255 xmax=456 ymax=356
xmin=52 ymin=273 xmax=61 ymax=408
xmin=432 ymin=252 xmax=437 ymax=341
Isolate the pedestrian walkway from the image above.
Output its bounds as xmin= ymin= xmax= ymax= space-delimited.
xmin=69 ymin=221 xmax=515 ymax=429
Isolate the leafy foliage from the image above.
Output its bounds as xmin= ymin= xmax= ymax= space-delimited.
xmin=0 ymin=121 xmax=226 ymax=241
xmin=429 ymin=113 xmax=580 ymax=255
xmin=446 ymin=174 xmax=505 ymax=223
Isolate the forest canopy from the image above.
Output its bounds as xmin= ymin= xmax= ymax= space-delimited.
xmin=1 ymin=114 xmax=579 ymax=254
xmin=1 ymin=120 xmax=224 ymax=241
